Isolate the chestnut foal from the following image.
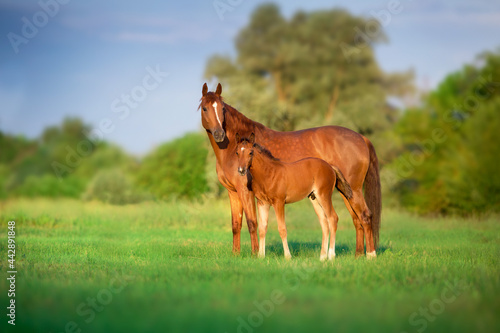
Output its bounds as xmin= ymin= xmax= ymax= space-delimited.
xmin=236 ymin=133 xmax=353 ymax=260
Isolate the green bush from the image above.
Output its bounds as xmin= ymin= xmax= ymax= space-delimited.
xmin=14 ymin=174 xmax=85 ymax=198
xmin=136 ymin=132 xmax=209 ymax=199
xmin=83 ymin=169 xmax=148 ymax=205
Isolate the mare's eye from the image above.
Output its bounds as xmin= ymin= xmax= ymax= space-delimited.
xmin=249 ymin=151 xmax=254 ymax=156
xmin=202 ymin=107 xmax=207 ymax=112
xmin=236 ymin=152 xmax=239 ymax=156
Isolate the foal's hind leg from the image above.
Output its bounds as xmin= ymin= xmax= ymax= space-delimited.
xmin=274 ymin=203 xmax=291 ymax=260
xmin=309 ymin=197 xmax=330 ymax=261
xmin=327 ymin=207 xmax=339 ymax=260
xmin=315 ymin=192 xmax=339 ymax=260
xmin=257 ymin=201 xmax=270 ymax=258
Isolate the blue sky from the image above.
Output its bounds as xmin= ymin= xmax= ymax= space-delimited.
xmin=1 ymin=0 xmax=499 ymax=155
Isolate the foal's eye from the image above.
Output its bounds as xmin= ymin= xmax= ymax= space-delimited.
xmin=249 ymin=151 xmax=254 ymax=156
xmin=235 ymin=152 xmax=239 ymax=156
xmin=202 ymin=107 xmax=207 ymax=112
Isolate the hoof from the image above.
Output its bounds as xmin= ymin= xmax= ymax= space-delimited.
xmin=366 ymin=251 xmax=377 ymax=259
xmin=285 ymin=254 xmax=292 ymax=260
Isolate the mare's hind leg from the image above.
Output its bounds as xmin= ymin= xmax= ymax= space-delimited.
xmin=341 ymin=193 xmax=365 ymax=257
xmin=344 ymin=189 xmax=376 ymax=258
xmin=309 ymin=196 xmax=330 ymax=261
xmin=257 ymin=201 xmax=270 ymax=258
xmin=274 ymin=203 xmax=291 ymax=260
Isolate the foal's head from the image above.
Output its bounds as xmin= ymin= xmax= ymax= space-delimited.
xmin=235 ymin=133 xmax=256 ymax=176
xmin=199 ymin=83 xmax=226 ymax=143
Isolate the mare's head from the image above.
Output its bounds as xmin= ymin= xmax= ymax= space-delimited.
xmin=235 ymin=132 xmax=256 ymax=176
xmin=199 ymin=83 xmax=226 ymax=143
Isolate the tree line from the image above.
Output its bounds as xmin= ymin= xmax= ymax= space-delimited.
xmin=1 ymin=4 xmax=498 ymax=215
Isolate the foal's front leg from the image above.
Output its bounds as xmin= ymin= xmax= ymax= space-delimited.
xmin=274 ymin=203 xmax=292 ymax=260
xmin=257 ymin=201 xmax=270 ymax=258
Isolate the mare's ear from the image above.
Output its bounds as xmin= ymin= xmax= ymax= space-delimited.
xmin=235 ymin=133 xmax=241 ymax=143
xmin=249 ymin=133 xmax=255 ymax=144
xmin=202 ymin=83 xmax=208 ymax=96
xmin=215 ymin=83 xmax=222 ymax=96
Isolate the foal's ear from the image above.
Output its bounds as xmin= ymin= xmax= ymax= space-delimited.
xmin=202 ymin=83 xmax=208 ymax=97
xmin=235 ymin=133 xmax=241 ymax=143
xmin=215 ymin=83 xmax=222 ymax=96
xmin=249 ymin=133 xmax=255 ymax=144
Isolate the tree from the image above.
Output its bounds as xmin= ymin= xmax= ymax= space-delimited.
xmin=392 ymin=49 xmax=500 ymax=214
xmin=204 ymin=3 xmax=413 ymax=144
xmin=0 ymin=118 xmax=135 ymax=199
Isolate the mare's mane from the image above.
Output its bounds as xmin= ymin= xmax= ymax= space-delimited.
xmin=254 ymin=143 xmax=280 ymax=161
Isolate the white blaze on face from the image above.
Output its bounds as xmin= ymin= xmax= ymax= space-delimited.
xmin=212 ymin=102 xmax=222 ymax=127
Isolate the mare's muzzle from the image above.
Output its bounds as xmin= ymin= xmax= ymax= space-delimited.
xmin=213 ymin=129 xmax=225 ymax=143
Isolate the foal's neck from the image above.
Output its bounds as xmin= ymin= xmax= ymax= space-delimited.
xmin=251 ymin=150 xmax=282 ymax=181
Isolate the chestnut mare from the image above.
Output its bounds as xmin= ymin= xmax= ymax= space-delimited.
xmin=235 ymin=133 xmax=353 ymax=260
xmin=199 ymin=83 xmax=381 ymax=258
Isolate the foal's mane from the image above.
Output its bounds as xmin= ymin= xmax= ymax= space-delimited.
xmin=238 ymin=137 xmax=279 ymax=162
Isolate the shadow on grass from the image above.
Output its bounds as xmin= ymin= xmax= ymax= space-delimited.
xmin=265 ymin=242 xmax=390 ymax=258
xmin=265 ymin=241 xmax=351 ymax=258
xmin=376 ymin=245 xmax=389 ymax=254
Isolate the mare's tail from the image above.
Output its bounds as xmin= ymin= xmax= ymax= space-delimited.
xmin=363 ymin=137 xmax=382 ymax=249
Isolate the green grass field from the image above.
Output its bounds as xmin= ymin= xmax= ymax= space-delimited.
xmin=0 ymin=198 xmax=499 ymax=333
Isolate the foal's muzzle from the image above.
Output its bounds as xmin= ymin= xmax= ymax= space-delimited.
xmin=238 ymin=167 xmax=246 ymax=176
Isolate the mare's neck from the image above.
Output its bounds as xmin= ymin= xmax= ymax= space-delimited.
xmin=208 ymin=103 xmax=264 ymax=163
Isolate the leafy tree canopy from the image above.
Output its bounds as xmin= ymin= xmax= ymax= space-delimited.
xmin=205 ymin=3 xmax=413 ymax=140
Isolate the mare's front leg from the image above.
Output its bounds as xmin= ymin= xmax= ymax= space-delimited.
xmin=257 ymin=201 xmax=270 ymax=258
xmin=228 ymin=190 xmax=243 ymax=254
xmin=238 ymin=186 xmax=259 ymax=255
xmin=274 ymin=203 xmax=292 ymax=260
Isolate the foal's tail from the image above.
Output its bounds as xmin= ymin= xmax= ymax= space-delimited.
xmin=331 ymin=166 xmax=353 ymax=200
xmin=363 ymin=137 xmax=382 ymax=249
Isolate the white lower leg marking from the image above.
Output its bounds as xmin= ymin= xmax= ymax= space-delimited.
xmin=259 ymin=233 xmax=266 ymax=258
xmin=212 ymin=102 xmax=222 ymax=127
xmin=367 ymin=251 xmax=377 ymax=259
xmin=283 ymin=238 xmax=291 ymax=259
xmin=328 ymin=240 xmax=336 ymax=260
